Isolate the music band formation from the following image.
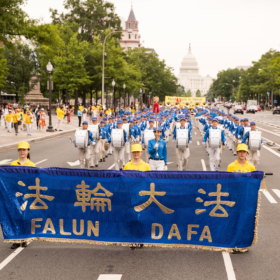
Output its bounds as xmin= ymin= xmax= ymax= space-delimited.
xmin=67 ymin=100 xmax=261 ymax=173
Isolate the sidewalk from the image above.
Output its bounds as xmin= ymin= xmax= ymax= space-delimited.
xmin=0 ymin=115 xmax=87 ymax=152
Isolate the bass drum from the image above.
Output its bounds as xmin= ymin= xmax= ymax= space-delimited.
xmin=176 ymin=129 xmax=189 ymax=150
xmin=74 ymin=129 xmax=88 ymax=148
xmin=144 ymin=129 xmax=155 ymax=147
xmin=111 ymin=129 xmax=124 ymax=149
xmin=88 ymin=124 xmax=99 ymax=141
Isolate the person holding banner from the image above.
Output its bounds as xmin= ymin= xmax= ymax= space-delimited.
xmin=10 ymin=141 xmax=36 ymax=249
xmin=123 ymin=144 xmax=151 ymax=171
xmin=227 ymin=144 xmax=255 ymax=172
xmin=148 ymin=127 xmax=167 ymax=171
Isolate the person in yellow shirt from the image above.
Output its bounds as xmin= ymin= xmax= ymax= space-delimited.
xmin=79 ymin=104 xmax=83 ymax=112
xmin=25 ymin=111 xmax=33 ymax=136
xmin=5 ymin=109 xmax=13 ymax=132
xmin=10 ymin=141 xmax=36 ymax=249
xmin=227 ymin=144 xmax=255 ymax=173
xmin=124 ymin=144 xmax=151 ymax=171
xmin=12 ymin=109 xmax=21 ymax=136
xmin=55 ymin=106 xmax=65 ymax=131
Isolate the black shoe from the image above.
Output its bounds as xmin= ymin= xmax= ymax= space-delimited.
xmin=59 ymin=130 xmax=63 ymax=131
xmin=95 ymin=165 xmax=98 ymax=167
xmin=105 ymin=155 xmax=108 ymax=158
xmin=99 ymin=159 xmax=102 ymax=162
xmin=11 ymin=243 xmax=20 ymax=249
xmin=90 ymin=165 xmax=94 ymax=168
xmin=21 ymin=242 xmax=27 ymax=247
xmin=120 ymin=169 xmax=123 ymax=171
xmin=103 ymin=159 xmax=105 ymax=162
xmin=55 ymin=129 xmax=57 ymax=131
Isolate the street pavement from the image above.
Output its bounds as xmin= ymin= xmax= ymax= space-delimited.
xmin=0 ymin=111 xmax=280 ymax=279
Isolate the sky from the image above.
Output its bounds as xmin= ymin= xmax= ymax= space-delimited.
xmin=23 ymin=0 xmax=280 ymax=79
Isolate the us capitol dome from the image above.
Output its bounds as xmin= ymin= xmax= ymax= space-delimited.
xmin=177 ymin=44 xmax=213 ymax=97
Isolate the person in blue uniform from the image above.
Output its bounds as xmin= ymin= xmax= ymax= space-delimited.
xmin=148 ymin=127 xmax=167 ymax=170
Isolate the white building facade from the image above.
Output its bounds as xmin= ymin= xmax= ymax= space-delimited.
xmin=120 ymin=6 xmax=141 ymax=50
xmin=178 ymin=45 xmax=213 ymax=97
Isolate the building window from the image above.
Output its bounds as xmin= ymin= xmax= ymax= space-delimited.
xmin=135 ymin=34 xmax=137 ymax=39
xmin=128 ymin=23 xmax=130 ymax=28
xmin=129 ymin=34 xmax=131 ymax=39
xmin=135 ymin=23 xmax=138 ymax=28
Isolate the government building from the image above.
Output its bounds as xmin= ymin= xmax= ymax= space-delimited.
xmin=177 ymin=45 xmax=213 ymax=97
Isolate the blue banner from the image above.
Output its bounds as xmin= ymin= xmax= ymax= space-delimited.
xmin=0 ymin=166 xmax=263 ymax=252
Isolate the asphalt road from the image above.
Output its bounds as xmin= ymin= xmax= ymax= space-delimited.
xmin=0 ymin=111 xmax=280 ymax=280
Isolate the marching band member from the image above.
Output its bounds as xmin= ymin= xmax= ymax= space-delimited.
xmin=89 ymin=117 xmax=100 ymax=168
xmin=173 ymin=116 xmax=192 ymax=171
xmin=148 ymin=127 xmax=167 ymax=171
xmin=99 ymin=120 xmax=110 ymax=162
xmin=71 ymin=121 xmax=95 ymax=169
xmin=203 ymin=118 xmax=226 ymax=171
xmin=111 ymin=120 xmax=128 ymax=170
xmin=242 ymin=121 xmax=263 ymax=169
xmin=237 ymin=118 xmax=250 ymax=144
xmin=227 ymin=144 xmax=255 ymax=172
xmin=10 ymin=141 xmax=36 ymax=249
xmin=123 ymin=144 xmax=151 ymax=171
xmin=142 ymin=119 xmax=155 ymax=162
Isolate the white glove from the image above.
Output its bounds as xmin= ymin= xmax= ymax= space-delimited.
xmin=172 ymin=139 xmax=176 ymax=142
xmin=238 ymin=140 xmax=241 ymax=144
xmin=105 ymin=139 xmax=108 ymax=142
xmin=125 ymin=142 xmax=129 ymax=146
xmin=154 ymin=143 xmax=159 ymax=149
xmin=189 ymin=140 xmax=192 ymax=144
xmin=202 ymin=142 xmax=205 ymax=146
xmin=99 ymin=136 xmax=102 ymax=139
xmin=164 ymin=165 xmax=168 ymax=171
xmin=92 ymin=142 xmax=96 ymax=146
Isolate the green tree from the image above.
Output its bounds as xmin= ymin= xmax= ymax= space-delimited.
xmin=0 ymin=0 xmax=36 ymax=48
xmin=0 ymin=47 xmax=8 ymax=87
xmin=51 ymin=0 xmax=122 ymax=42
xmin=3 ymin=43 xmax=37 ymax=103
xmin=186 ymin=90 xmax=192 ymax=97
xmin=196 ymin=89 xmax=201 ymax=97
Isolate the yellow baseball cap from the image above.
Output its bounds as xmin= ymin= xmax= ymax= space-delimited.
xmin=18 ymin=141 xmax=30 ymax=150
xmin=131 ymin=144 xmax=142 ymax=152
xmin=237 ymin=143 xmax=248 ymax=152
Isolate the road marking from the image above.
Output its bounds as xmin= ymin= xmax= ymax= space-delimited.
xmin=262 ymin=145 xmax=280 ymax=158
xmin=0 ymin=241 xmax=32 ymax=271
xmin=260 ymin=189 xmax=277 ymax=203
xmin=0 ymin=159 xmax=12 ymax=165
xmin=262 ymin=136 xmax=280 ymax=147
xmin=272 ymin=189 xmax=280 ymax=198
xmin=108 ymin=164 xmax=115 ymax=170
xmin=97 ymin=275 xmax=122 ymax=280
xmin=67 ymin=160 xmax=80 ymax=166
xmin=34 ymin=159 xmax=47 ymax=165
xmin=257 ymin=126 xmax=280 ymax=137
xmin=201 ymin=159 xmax=207 ymax=171
xmin=222 ymin=252 xmax=236 ymax=280
xmin=197 ymin=141 xmax=200 ymax=145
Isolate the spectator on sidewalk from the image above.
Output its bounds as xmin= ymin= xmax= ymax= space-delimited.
xmin=12 ymin=109 xmax=21 ymax=136
xmin=34 ymin=105 xmax=40 ymax=130
xmin=5 ymin=109 xmax=13 ymax=132
xmin=25 ymin=111 xmax=33 ymax=136
xmin=3 ymin=105 xmax=9 ymax=128
xmin=55 ymin=106 xmax=65 ymax=131
xmin=39 ymin=108 xmax=47 ymax=132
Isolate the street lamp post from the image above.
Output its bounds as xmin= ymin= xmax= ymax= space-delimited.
xmin=112 ymin=79 xmax=115 ymax=111
xmin=123 ymin=84 xmax=126 ymax=107
xmin=46 ymin=60 xmax=54 ymax=132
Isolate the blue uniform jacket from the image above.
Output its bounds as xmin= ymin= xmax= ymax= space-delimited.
xmin=173 ymin=126 xmax=192 ymax=141
xmin=148 ymin=139 xmax=168 ymax=164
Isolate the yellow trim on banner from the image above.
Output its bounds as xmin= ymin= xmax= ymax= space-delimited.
xmin=165 ymin=96 xmax=206 ymax=105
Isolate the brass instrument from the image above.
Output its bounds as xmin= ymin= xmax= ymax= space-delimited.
xmin=166 ymin=102 xmax=172 ymax=107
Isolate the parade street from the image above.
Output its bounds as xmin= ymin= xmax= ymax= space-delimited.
xmin=0 ymin=111 xmax=279 ymax=280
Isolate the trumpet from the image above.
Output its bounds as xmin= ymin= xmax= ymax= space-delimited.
xmin=166 ymin=102 xmax=172 ymax=107
xmin=185 ymin=102 xmax=189 ymax=106
xmin=203 ymin=102 xmax=206 ymax=105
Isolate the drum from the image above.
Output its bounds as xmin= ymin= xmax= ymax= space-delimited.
xmin=74 ymin=129 xmax=88 ymax=148
xmin=123 ymin=123 xmax=130 ymax=138
xmin=209 ymin=129 xmax=221 ymax=149
xmin=249 ymin=131 xmax=261 ymax=151
xmin=144 ymin=129 xmax=155 ymax=147
xmin=243 ymin=127 xmax=251 ymax=137
xmin=88 ymin=124 xmax=99 ymax=141
xmin=176 ymin=129 xmax=189 ymax=150
xmin=111 ymin=129 xmax=124 ymax=149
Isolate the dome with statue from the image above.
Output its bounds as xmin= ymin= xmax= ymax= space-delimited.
xmin=177 ymin=44 xmax=214 ymax=97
